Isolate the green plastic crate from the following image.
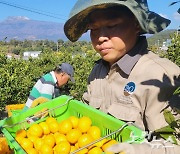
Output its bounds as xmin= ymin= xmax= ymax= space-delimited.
xmin=0 ymin=95 xmax=145 ymax=153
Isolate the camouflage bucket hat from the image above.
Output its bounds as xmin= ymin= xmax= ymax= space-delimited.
xmin=64 ymin=0 xmax=171 ymax=42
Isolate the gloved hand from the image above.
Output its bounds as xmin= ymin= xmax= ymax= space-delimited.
xmin=30 ymin=97 xmax=49 ymax=108
xmin=106 ymin=143 xmax=136 ymax=154
xmin=30 ymin=97 xmax=50 ymax=119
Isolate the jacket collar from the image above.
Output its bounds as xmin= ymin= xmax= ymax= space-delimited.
xmin=116 ymin=36 xmax=148 ymax=75
xmin=50 ymin=71 xmax=57 ymax=84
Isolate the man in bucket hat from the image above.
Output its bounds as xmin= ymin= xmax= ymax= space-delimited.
xmin=64 ymin=0 xmax=180 ymax=153
xmin=22 ymin=62 xmax=75 ymax=110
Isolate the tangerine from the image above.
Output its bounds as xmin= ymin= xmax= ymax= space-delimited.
xmin=39 ymin=121 xmax=50 ymax=135
xmin=70 ymin=146 xmax=78 ymax=152
xmin=15 ymin=129 xmax=27 ymax=138
xmin=76 ymin=148 xmax=88 ymax=154
xmin=54 ymin=141 xmax=71 ymax=154
xmin=28 ymin=123 xmax=43 ymax=137
xmin=39 ymin=144 xmax=53 ymax=154
xmin=43 ymin=134 xmax=55 ymax=148
xmin=88 ymin=146 xmax=103 ymax=154
xmin=69 ymin=116 xmax=79 ymax=128
xmin=54 ymin=133 xmax=67 ymax=144
xmin=87 ymin=126 xmax=101 ymax=140
xmin=78 ymin=116 xmax=92 ymax=133
xmin=102 ymin=139 xmax=118 ymax=152
xmin=20 ymin=138 xmax=33 ymax=151
xmin=34 ymin=138 xmax=44 ymax=150
xmin=59 ymin=119 xmax=72 ymax=134
xmin=26 ymin=147 xmax=38 ymax=154
xmin=15 ymin=136 xmax=23 ymax=144
xmin=66 ymin=128 xmax=82 ymax=144
xmin=78 ymin=133 xmax=93 ymax=148
xmin=48 ymin=121 xmax=59 ymax=133
xmin=94 ymin=138 xmax=109 ymax=147
xmin=46 ymin=117 xmax=57 ymax=124
xmin=28 ymin=135 xmax=38 ymax=143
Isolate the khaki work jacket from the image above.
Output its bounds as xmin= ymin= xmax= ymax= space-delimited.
xmin=83 ymin=46 xmax=180 ymax=153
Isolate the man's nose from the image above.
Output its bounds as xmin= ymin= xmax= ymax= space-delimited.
xmin=98 ymin=27 xmax=109 ymax=42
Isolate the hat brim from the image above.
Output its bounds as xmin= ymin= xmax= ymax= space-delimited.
xmin=64 ymin=1 xmax=170 ymax=42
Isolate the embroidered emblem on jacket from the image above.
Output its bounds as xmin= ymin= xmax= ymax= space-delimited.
xmin=124 ymin=82 xmax=136 ymax=96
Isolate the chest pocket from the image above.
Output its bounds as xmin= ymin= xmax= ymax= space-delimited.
xmin=108 ymin=102 xmax=141 ymax=122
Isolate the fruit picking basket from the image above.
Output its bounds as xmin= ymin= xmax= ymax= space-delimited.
xmin=0 ymin=95 xmax=145 ymax=154
xmin=6 ymin=104 xmax=25 ymax=117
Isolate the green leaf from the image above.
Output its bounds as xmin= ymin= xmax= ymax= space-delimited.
xmin=155 ymin=125 xmax=175 ymax=133
xmin=170 ymin=121 xmax=178 ymax=128
xmin=160 ymin=134 xmax=178 ymax=145
xmin=163 ymin=110 xmax=175 ymax=124
xmin=173 ymin=87 xmax=180 ymax=95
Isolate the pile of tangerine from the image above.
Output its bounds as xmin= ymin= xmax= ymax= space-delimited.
xmin=15 ymin=116 xmax=117 ymax=154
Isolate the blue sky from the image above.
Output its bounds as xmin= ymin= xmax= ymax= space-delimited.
xmin=0 ymin=0 xmax=179 ymax=29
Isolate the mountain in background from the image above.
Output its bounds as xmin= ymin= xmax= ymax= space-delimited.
xmin=147 ymin=29 xmax=177 ymax=46
xmin=0 ymin=16 xmax=176 ymax=42
xmin=0 ymin=16 xmax=90 ymax=41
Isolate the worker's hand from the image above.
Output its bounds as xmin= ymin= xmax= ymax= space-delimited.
xmin=106 ymin=143 xmax=135 ymax=154
xmin=30 ymin=97 xmax=50 ymax=119
xmin=30 ymin=97 xmax=49 ymax=108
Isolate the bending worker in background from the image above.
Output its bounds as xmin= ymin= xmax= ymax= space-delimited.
xmin=22 ymin=62 xmax=74 ymax=111
xmin=64 ymin=0 xmax=180 ymax=153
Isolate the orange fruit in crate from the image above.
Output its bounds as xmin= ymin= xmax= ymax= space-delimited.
xmin=78 ymin=134 xmax=94 ymax=148
xmin=78 ymin=116 xmax=92 ymax=133
xmin=43 ymin=134 xmax=55 ymax=148
xmin=48 ymin=121 xmax=59 ymax=133
xmin=54 ymin=141 xmax=71 ymax=154
xmin=70 ymin=146 xmax=78 ymax=153
xmin=15 ymin=136 xmax=24 ymax=144
xmin=15 ymin=129 xmax=27 ymax=138
xmin=54 ymin=133 xmax=67 ymax=144
xmin=28 ymin=135 xmax=38 ymax=143
xmin=66 ymin=128 xmax=82 ymax=144
xmin=28 ymin=123 xmax=43 ymax=137
xmin=34 ymin=138 xmax=44 ymax=150
xmin=26 ymin=129 xmax=31 ymax=138
xmin=94 ymin=138 xmax=109 ymax=148
xmin=76 ymin=148 xmax=88 ymax=154
xmin=20 ymin=138 xmax=33 ymax=151
xmin=87 ymin=126 xmax=101 ymax=140
xmin=0 ymin=137 xmax=11 ymax=154
xmin=75 ymin=142 xmax=79 ymax=148
xmin=39 ymin=121 xmax=50 ymax=135
xmin=59 ymin=119 xmax=72 ymax=134
xmin=46 ymin=117 xmax=57 ymax=124
xmin=69 ymin=116 xmax=79 ymax=128
xmin=101 ymin=139 xmax=118 ymax=152
xmin=53 ymin=131 xmax=61 ymax=137
xmin=88 ymin=146 xmax=103 ymax=154
xmin=26 ymin=147 xmax=38 ymax=154
xmin=39 ymin=144 xmax=53 ymax=154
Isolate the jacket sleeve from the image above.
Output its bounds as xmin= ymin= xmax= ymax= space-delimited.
xmin=137 ymin=72 xmax=180 ymax=153
xmin=141 ymin=73 xmax=180 ymax=131
xmin=82 ymin=84 xmax=91 ymax=104
xmin=133 ymin=139 xmax=180 ymax=154
xmin=108 ymin=139 xmax=180 ymax=154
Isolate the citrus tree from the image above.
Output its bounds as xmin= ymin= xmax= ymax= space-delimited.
xmin=164 ymin=32 xmax=180 ymax=66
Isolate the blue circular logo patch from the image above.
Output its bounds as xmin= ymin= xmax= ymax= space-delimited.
xmin=124 ymin=82 xmax=136 ymax=96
